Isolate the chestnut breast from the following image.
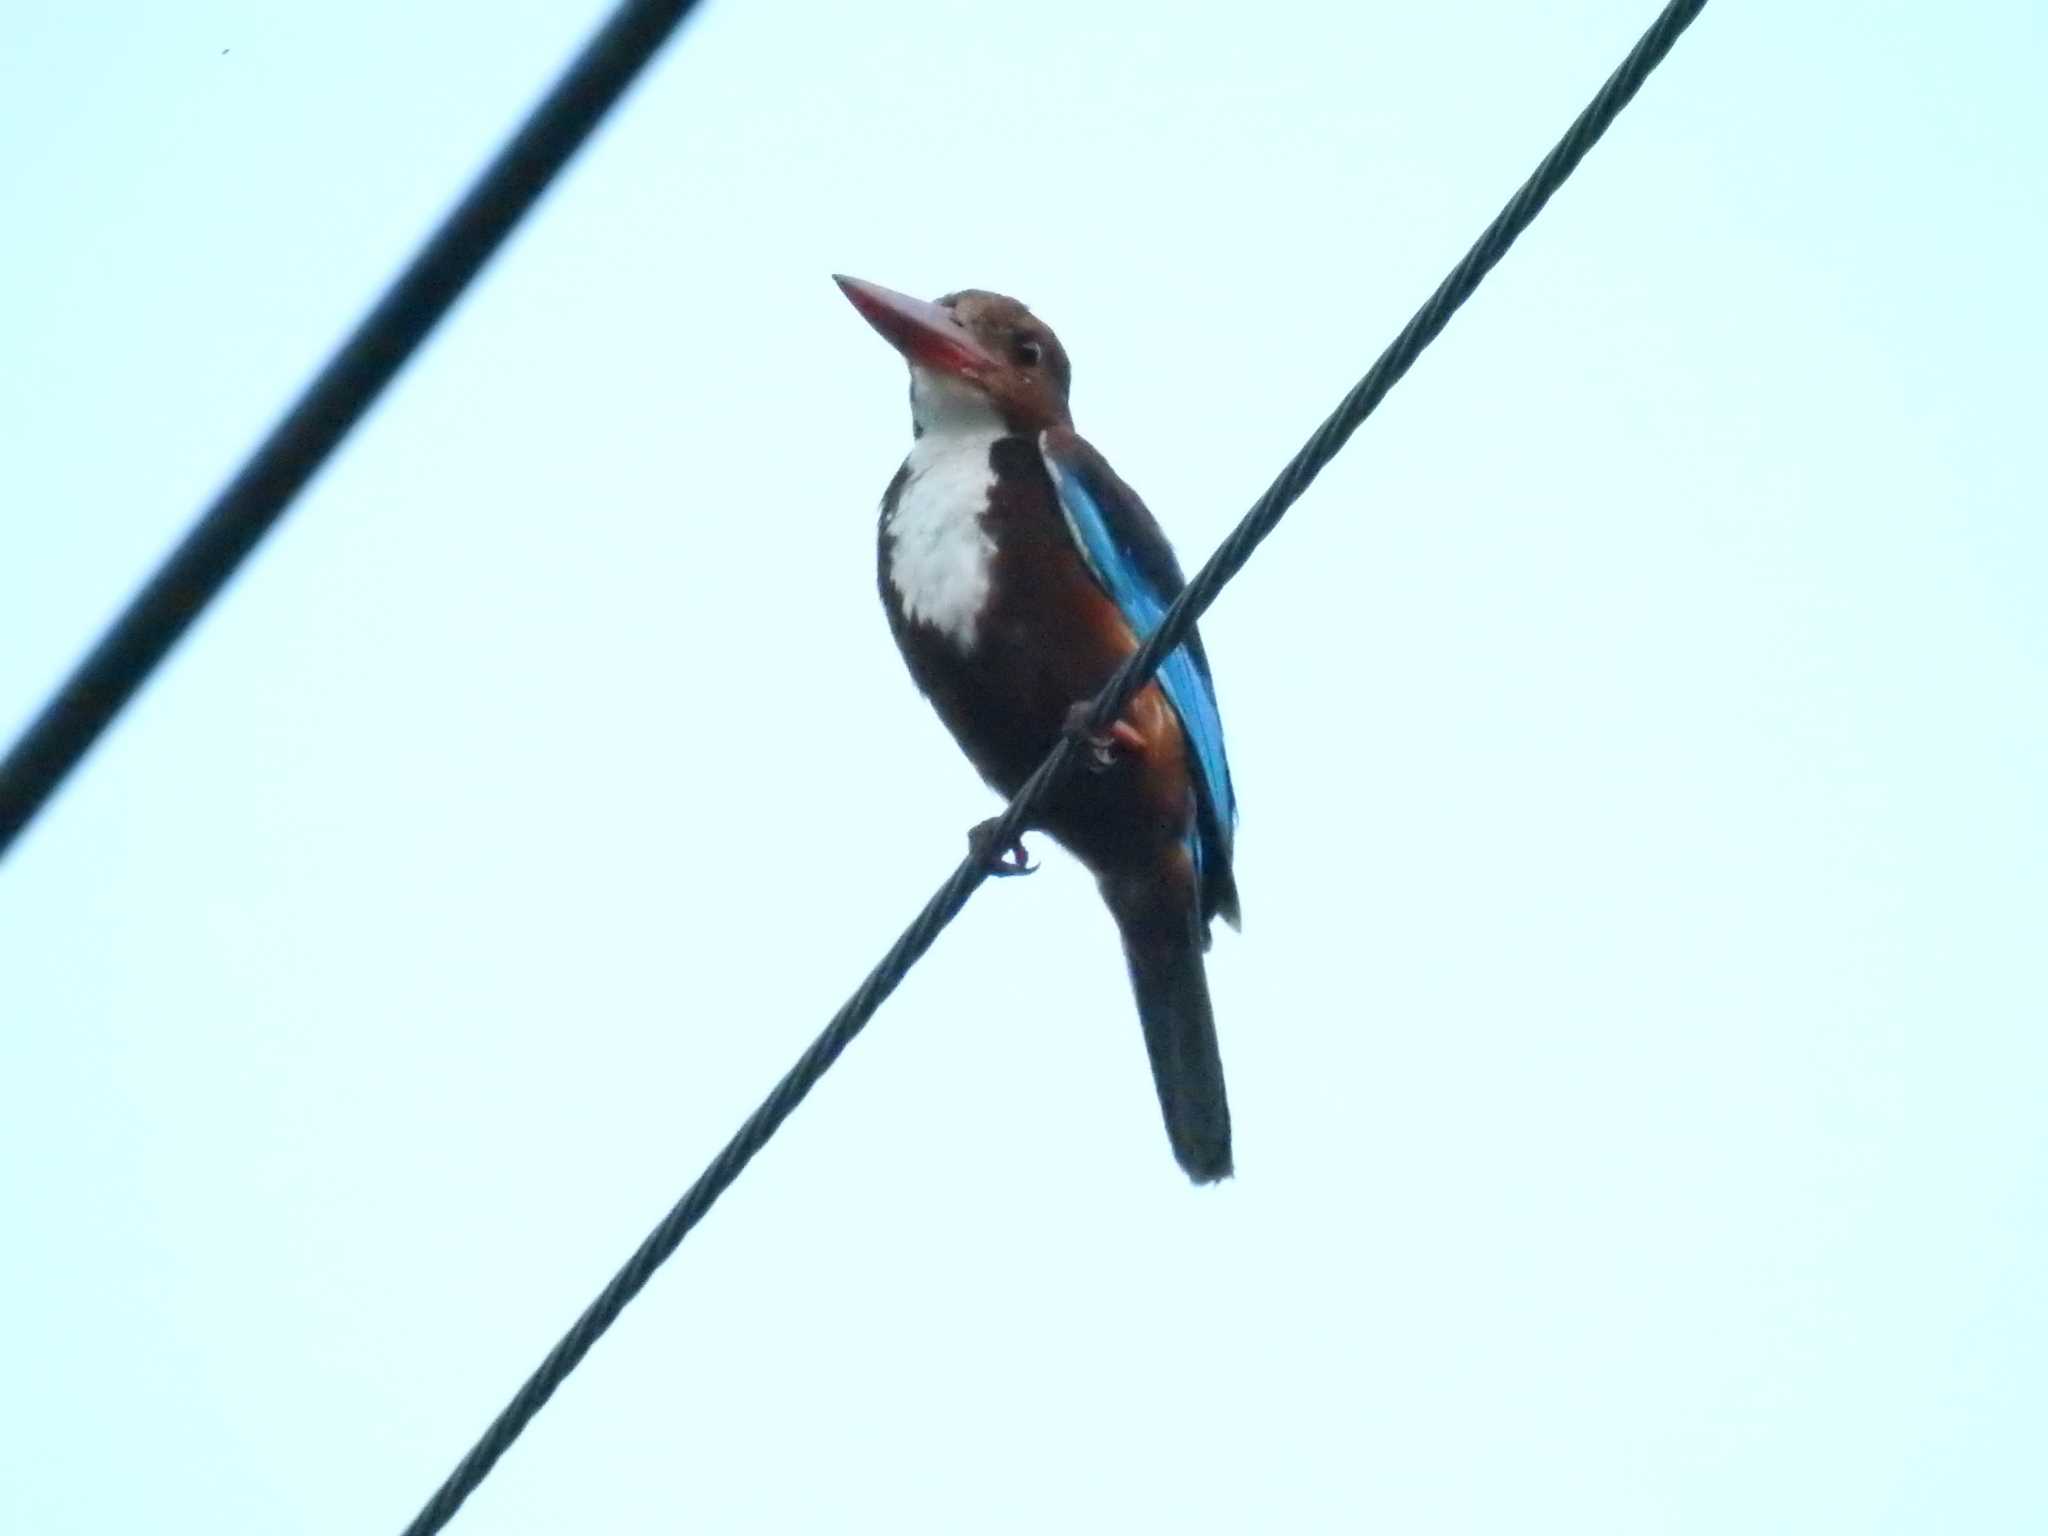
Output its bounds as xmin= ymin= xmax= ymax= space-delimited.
xmin=881 ymin=436 xmax=1194 ymax=864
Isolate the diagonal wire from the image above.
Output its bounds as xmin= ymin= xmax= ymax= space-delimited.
xmin=395 ymin=1 xmax=1711 ymax=1531
xmin=0 ymin=0 xmax=713 ymax=861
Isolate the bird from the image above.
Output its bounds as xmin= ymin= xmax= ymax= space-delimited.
xmin=835 ymin=274 xmax=1242 ymax=1183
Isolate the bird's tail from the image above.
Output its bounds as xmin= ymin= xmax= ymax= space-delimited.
xmin=1103 ymin=867 xmax=1233 ymax=1183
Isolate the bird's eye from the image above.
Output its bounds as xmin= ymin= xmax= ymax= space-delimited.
xmin=1012 ymin=338 xmax=1043 ymax=367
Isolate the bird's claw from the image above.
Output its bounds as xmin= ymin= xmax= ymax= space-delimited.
xmin=1064 ymin=702 xmax=1146 ymax=773
xmin=968 ymin=817 xmax=1037 ymax=877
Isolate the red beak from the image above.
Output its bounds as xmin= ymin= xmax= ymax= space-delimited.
xmin=834 ymin=275 xmax=998 ymax=382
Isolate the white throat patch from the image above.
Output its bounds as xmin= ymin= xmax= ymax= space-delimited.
xmin=883 ymin=368 xmax=1005 ymax=650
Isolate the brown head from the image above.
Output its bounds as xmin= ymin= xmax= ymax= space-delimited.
xmin=835 ymin=275 xmax=1073 ymax=436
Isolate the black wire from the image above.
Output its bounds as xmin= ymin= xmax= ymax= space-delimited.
xmin=395 ymin=1 xmax=1711 ymax=1531
xmin=0 ymin=0 xmax=713 ymax=860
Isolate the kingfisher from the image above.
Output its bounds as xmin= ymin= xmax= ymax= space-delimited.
xmin=836 ymin=275 xmax=1242 ymax=1183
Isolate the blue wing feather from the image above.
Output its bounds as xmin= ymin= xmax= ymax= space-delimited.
xmin=1040 ymin=434 xmax=1237 ymax=896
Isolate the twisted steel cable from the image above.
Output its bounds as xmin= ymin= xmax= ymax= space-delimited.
xmin=398 ymin=1 xmax=1712 ymax=1530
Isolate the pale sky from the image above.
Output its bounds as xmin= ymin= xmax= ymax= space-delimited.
xmin=4 ymin=1 xmax=2046 ymax=1531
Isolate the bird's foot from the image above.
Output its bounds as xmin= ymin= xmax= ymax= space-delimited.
xmin=968 ymin=817 xmax=1038 ymax=877
xmin=1064 ymin=702 xmax=1146 ymax=773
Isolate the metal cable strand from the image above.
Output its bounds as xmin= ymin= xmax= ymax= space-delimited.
xmin=1065 ymin=0 xmax=1711 ymax=755
xmin=0 ymin=0 xmax=711 ymax=860
xmin=397 ymin=2 xmax=1710 ymax=1530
